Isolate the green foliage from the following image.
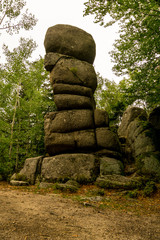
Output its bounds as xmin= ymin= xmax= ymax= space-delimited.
xmin=84 ymin=0 xmax=160 ymax=109
xmin=13 ymin=173 xmax=28 ymax=182
xmin=94 ymin=73 xmax=127 ymax=124
xmin=126 ymin=190 xmax=138 ymax=198
xmin=0 ymin=0 xmax=37 ymax=34
xmin=143 ymin=181 xmax=157 ymax=197
xmin=0 ymin=38 xmax=55 ymax=179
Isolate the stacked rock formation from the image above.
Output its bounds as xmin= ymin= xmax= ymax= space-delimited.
xmin=44 ymin=24 xmax=120 ymax=155
xmin=44 ymin=24 xmax=97 ymax=155
xmin=41 ymin=24 xmax=122 ymax=183
xmin=10 ymin=25 xmax=123 ymax=186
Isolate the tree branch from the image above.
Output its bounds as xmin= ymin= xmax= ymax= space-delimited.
xmin=0 ymin=12 xmax=6 ymax=25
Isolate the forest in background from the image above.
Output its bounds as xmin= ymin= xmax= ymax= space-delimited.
xmin=0 ymin=0 xmax=159 ymax=180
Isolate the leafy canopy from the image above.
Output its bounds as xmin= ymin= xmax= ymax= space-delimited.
xmin=95 ymin=73 xmax=127 ymax=124
xmin=0 ymin=38 xmax=55 ymax=179
xmin=0 ymin=0 xmax=37 ymax=34
xmin=84 ymin=0 xmax=160 ymax=109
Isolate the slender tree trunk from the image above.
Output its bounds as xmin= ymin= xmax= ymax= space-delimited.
xmin=15 ymin=93 xmax=20 ymax=172
xmin=9 ymin=83 xmax=21 ymax=159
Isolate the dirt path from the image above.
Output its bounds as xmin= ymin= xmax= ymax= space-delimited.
xmin=0 ymin=183 xmax=160 ymax=240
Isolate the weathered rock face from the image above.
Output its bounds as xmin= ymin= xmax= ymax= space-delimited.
xmin=96 ymin=128 xmax=121 ymax=152
xmin=99 ymin=157 xmax=124 ymax=176
xmin=11 ymin=156 xmax=43 ymax=185
xmin=149 ymin=106 xmax=160 ymax=130
xmin=119 ymin=106 xmax=160 ymax=179
xmin=94 ymin=109 xmax=109 ymax=127
xmin=49 ymin=57 xmax=97 ymax=92
xmin=41 ymin=154 xmax=99 ymax=183
xmin=44 ymin=24 xmax=96 ymax=64
xmin=44 ymin=110 xmax=94 ymax=133
xmin=45 ymin=130 xmax=96 ymax=155
xmin=118 ymin=107 xmax=147 ymax=139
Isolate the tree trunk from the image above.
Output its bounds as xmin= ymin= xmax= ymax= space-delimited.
xmin=9 ymin=84 xmax=21 ymax=159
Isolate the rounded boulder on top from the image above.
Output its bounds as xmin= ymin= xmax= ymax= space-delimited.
xmin=44 ymin=24 xmax=96 ymax=64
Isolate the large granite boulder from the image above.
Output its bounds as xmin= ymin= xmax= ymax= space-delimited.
xmin=96 ymin=128 xmax=121 ymax=152
xmin=54 ymin=94 xmax=94 ymax=110
xmin=118 ymin=107 xmax=147 ymax=138
xmin=149 ymin=106 xmax=160 ymax=130
xmin=121 ymin=109 xmax=160 ymax=179
xmin=94 ymin=109 xmax=109 ymax=127
xmin=99 ymin=156 xmax=124 ymax=176
xmin=127 ymin=119 xmax=156 ymax=158
xmin=41 ymin=153 xmax=99 ymax=183
xmin=44 ymin=110 xmax=94 ymax=133
xmin=53 ymin=83 xmax=93 ymax=97
xmin=11 ymin=156 xmax=43 ymax=185
xmin=45 ymin=130 xmax=96 ymax=155
xmin=96 ymin=175 xmax=141 ymax=189
xmin=137 ymin=153 xmax=160 ymax=178
xmin=44 ymin=24 xmax=96 ymax=64
xmin=49 ymin=57 xmax=97 ymax=92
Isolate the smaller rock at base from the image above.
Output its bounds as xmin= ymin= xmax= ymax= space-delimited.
xmin=38 ymin=182 xmax=55 ymax=189
xmin=10 ymin=180 xmax=29 ymax=186
xmin=100 ymin=157 xmax=124 ymax=176
xmin=55 ymin=180 xmax=80 ymax=193
xmin=96 ymin=175 xmax=141 ymax=190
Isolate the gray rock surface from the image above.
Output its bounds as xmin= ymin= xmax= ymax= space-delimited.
xmin=96 ymin=175 xmax=141 ymax=189
xmin=41 ymin=154 xmax=99 ymax=183
xmin=50 ymin=57 xmax=97 ymax=92
xmin=120 ymin=107 xmax=160 ymax=179
xmin=44 ymin=110 xmax=94 ymax=133
xmin=96 ymin=128 xmax=121 ymax=152
xmin=100 ymin=157 xmax=124 ymax=176
xmin=118 ymin=107 xmax=147 ymax=138
xmin=53 ymin=83 xmax=93 ymax=97
xmin=44 ymin=52 xmax=67 ymax=71
xmin=54 ymin=94 xmax=94 ymax=110
xmin=136 ymin=153 xmax=160 ymax=178
xmin=94 ymin=109 xmax=109 ymax=127
xmin=149 ymin=106 xmax=160 ymax=130
xmin=45 ymin=130 xmax=96 ymax=155
xmin=44 ymin=24 xmax=96 ymax=64
xmin=18 ymin=156 xmax=43 ymax=184
xmin=10 ymin=180 xmax=29 ymax=186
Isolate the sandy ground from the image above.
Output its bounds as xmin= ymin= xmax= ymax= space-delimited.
xmin=0 ymin=183 xmax=160 ymax=240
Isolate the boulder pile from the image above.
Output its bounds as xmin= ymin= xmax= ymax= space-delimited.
xmin=11 ymin=25 xmax=123 ymax=185
xmin=42 ymin=24 xmax=122 ymax=183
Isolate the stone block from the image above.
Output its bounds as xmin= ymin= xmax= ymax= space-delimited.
xmin=118 ymin=107 xmax=147 ymax=138
xmin=54 ymin=94 xmax=94 ymax=110
xmin=41 ymin=153 xmax=99 ymax=183
xmin=94 ymin=109 xmax=109 ymax=127
xmin=44 ymin=24 xmax=96 ymax=64
xmin=96 ymin=175 xmax=141 ymax=189
xmin=96 ymin=128 xmax=121 ymax=152
xmin=15 ymin=156 xmax=43 ymax=184
xmin=45 ymin=130 xmax=96 ymax=155
xmin=44 ymin=110 xmax=94 ymax=133
xmin=50 ymin=57 xmax=97 ymax=92
xmin=53 ymin=83 xmax=93 ymax=97
xmin=99 ymin=156 xmax=124 ymax=176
